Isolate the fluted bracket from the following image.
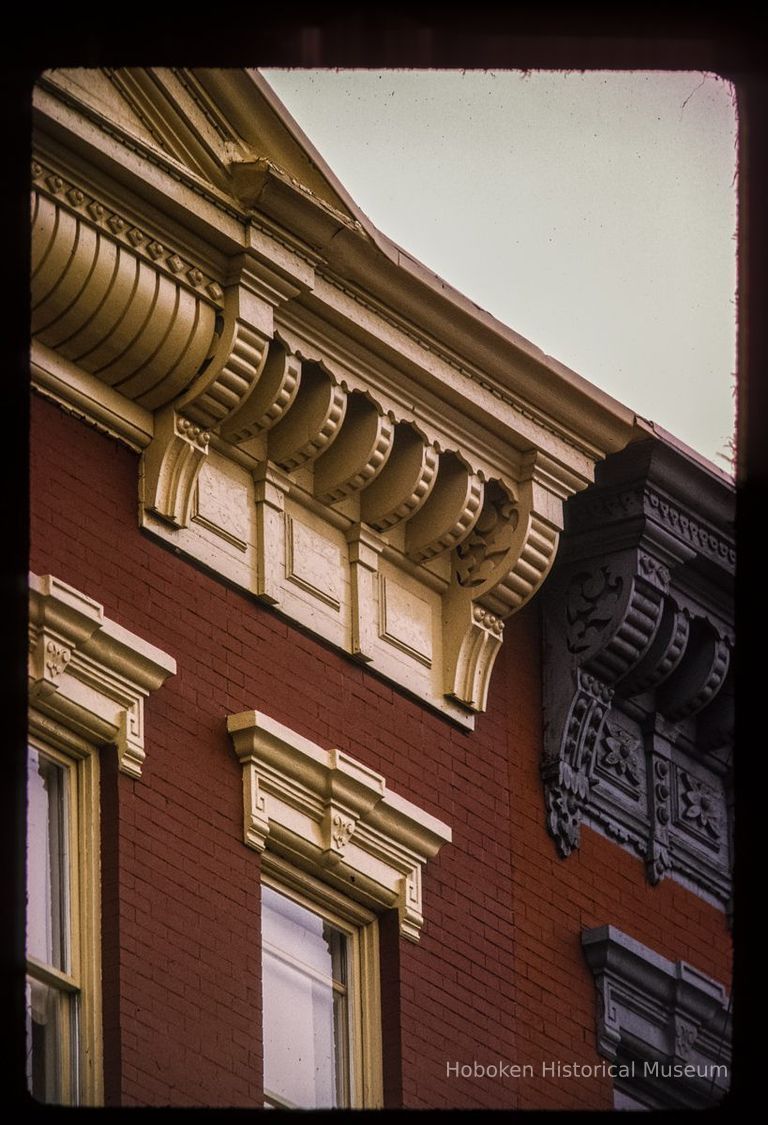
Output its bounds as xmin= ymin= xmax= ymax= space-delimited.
xmin=176 ymin=256 xmax=276 ymax=430
xmin=142 ymin=408 xmax=210 ymax=528
xmin=443 ymin=598 xmax=505 ymax=713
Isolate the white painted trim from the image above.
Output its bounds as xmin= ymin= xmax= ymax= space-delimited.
xmin=28 ymin=574 xmax=177 ymax=778
xmin=227 ymin=710 xmax=452 ymax=942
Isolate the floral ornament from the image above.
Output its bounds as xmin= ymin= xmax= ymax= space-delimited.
xmin=600 ymin=722 xmax=641 ymax=786
xmin=681 ymin=775 xmax=722 ymax=839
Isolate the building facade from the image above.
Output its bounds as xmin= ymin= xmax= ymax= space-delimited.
xmin=25 ymin=67 xmax=734 ymax=1109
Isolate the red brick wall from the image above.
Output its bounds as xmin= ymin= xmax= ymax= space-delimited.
xmin=497 ymin=606 xmax=732 ymax=1110
xmin=30 ymin=394 xmax=732 ymax=1109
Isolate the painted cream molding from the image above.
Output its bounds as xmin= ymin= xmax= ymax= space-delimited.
xmin=32 ymin=68 xmax=647 ymax=725
xmin=227 ymin=710 xmax=452 ymax=942
xmin=28 ymin=574 xmax=177 ymax=778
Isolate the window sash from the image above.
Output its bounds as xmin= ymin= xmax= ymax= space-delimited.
xmin=261 ymin=867 xmax=381 ymax=1110
xmin=25 ymin=727 xmax=102 ymax=1105
xmin=262 ymin=888 xmax=353 ymax=1108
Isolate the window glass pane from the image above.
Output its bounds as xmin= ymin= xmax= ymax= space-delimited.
xmin=262 ymin=885 xmax=345 ymax=983
xmin=262 ymin=887 xmax=350 ymax=1108
xmin=26 ymin=748 xmax=69 ymax=971
xmin=26 ymin=975 xmax=78 ymax=1104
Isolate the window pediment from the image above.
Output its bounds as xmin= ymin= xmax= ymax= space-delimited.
xmin=582 ymin=925 xmax=731 ymax=1109
xmin=227 ymin=710 xmax=452 ymax=942
xmin=28 ymin=574 xmax=177 ymax=778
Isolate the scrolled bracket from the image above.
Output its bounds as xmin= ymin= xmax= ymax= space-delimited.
xmin=443 ymin=468 xmax=563 ymax=713
xmin=443 ymin=598 xmax=504 ymax=713
xmin=142 ymin=255 xmax=285 ymax=528
xmin=457 ymin=475 xmax=561 ymax=620
xmin=175 ymin=255 xmax=273 ymax=431
xmin=141 ymin=408 xmax=210 ymax=528
xmin=541 ymin=669 xmax=614 ymax=856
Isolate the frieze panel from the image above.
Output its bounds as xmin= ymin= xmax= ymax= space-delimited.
xmin=595 ymin=720 xmax=643 ymax=795
xmin=677 ymin=770 xmax=723 ymax=847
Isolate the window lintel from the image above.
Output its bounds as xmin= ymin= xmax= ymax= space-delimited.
xmin=227 ymin=709 xmax=452 ymax=941
xmin=29 ymin=573 xmax=177 ymax=778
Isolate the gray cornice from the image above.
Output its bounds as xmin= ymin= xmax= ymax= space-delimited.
xmin=542 ymin=437 xmax=734 ymax=907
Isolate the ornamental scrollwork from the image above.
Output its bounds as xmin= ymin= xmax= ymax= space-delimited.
xmin=565 ymin=568 xmax=623 ymax=656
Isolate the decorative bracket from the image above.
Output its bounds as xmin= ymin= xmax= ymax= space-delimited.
xmin=444 ymin=459 xmax=562 ymax=712
xmin=142 ymin=408 xmax=210 ymax=527
xmin=139 ymin=254 xmax=297 ymax=529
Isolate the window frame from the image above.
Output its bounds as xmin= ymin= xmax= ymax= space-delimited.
xmin=26 ymin=571 xmax=176 ymax=1105
xmin=26 ymin=718 xmax=103 ymax=1105
xmin=260 ymin=852 xmax=383 ymax=1110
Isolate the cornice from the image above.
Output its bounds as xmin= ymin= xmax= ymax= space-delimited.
xmin=31 ymin=67 xmax=648 ymax=723
xmin=33 ymin=77 xmax=248 ymax=234
xmin=564 ymin=481 xmax=736 ymax=574
xmin=541 ymin=439 xmax=734 ymax=907
xmin=227 ymin=710 xmax=452 ymax=941
xmin=28 ymin=574 xmax=176 ymax=778
xmin=308 ymin=271 xmax=608 ymax=467
xmin=31 ymin=158 xmax=226 ymax=306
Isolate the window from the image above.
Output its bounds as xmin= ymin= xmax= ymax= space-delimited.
xmin=27 ymin=572 xmax=176 ymax=1103
xmin=25 ymin=734 xmax=101 ymax=1104
xmin=226 ymin=710 xmax=451 ymax=1110
xmin=261 ymin=866 xmax=381 ymax=1109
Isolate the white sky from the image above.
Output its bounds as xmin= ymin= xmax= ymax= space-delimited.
xmin=261 ymin=69 xmax=737 ymax=469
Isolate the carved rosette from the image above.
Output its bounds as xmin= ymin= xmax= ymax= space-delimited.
xmin=599 ymin=722 xmax=642 ymax=787
xmin=679 ymin=773 xmax=722 ymax=842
